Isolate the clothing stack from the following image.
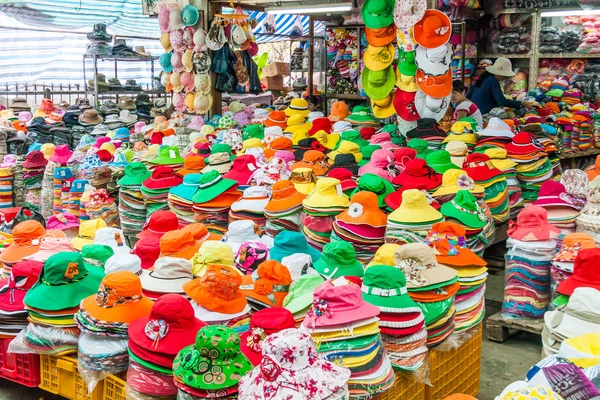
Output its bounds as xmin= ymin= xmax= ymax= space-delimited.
xmin=362 ymin=265 xmax=428 ymax=371
xmin=503 ymin=205 xmax=560 ymax=319
xmin=485 ymin=148 xmax=523 ymax=219
xmin=263 ymin=180 xmax=306 ymax=238
xmin=386 ymin=189 xmax=444 ymax=245
xmin=117 ymin=163 xmax=150 ymax=236
xmin=168 ymin=173 xmax=200 ymax=225
xmin=127 ymin=294 xmax=205 ymax=399
xmin=191 ymin=170 xmax=241 ymax=235
xmin=229 ymin=186 xmax=270 ymax=229
xmin=302 ymin=177 xmax=350 ymax=251
xmin=141 ymin=166 xmax=183 ymax=218
xmin=0 ymin=167 xmax=13 ymax=209
xmin=427 ymin=223 xmax=488 ymax=333
xmin=0 ymin=260 xmax=42 ymax=337
xmin=332 ymin=192 xmax=387 ymax=265
xmin=22 ymin=151 xmax=47 ymax=212
xmin=532 ymin=181 xmax=580 ymax=234
xmin=53 ymin=167 xmax=73 ymax=213
xmin=301 ymin=280 xmax=395 ymax=398
xmin=67 ymin=180 xmax=88 ymax=218
xmin=85 ymin=189 xmax=119 ymax=227
xmin=395 ymin=243 xmax=459 ymax=347
xmin=463 ymin=153 xmax=509 ymax=224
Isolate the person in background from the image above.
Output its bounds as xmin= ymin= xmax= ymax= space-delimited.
xmin=451 ymin=80 xmax=483 ymax=128
xmin=467 ymin=57 xmax=534 ymax=114
xmin=305 ymin=95 xmax=320 ymax=112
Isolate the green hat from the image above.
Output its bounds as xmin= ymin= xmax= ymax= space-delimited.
xmin=408 ymin=138 xmax=432 ymax=160
xmin=149 ymin=146 xmax=184 ymax=165
xmin=391 ymin=135 xmax=407 ymax=146
xmin=334 ymin=129 xmax=369 ymax=150
xmin=170 ymin=173 xmax=201 ymax=201
xmin=362 ymin=265 xmax=420 ymax=312
xmin=358 ymin=144 xmax=382 ymax=167
xmin=398 ymin=51 xmax=417 ymax=77
xmin=117 ymin=162 xmax=151 ymax=186
xmin=362 ymin=66 xmax=395 ymax=100
xmin=173 ymin=325 xmax=252 ymax=390
xmin=361 ymin=0 xmax=394 ymax=29
xmin=122 ymin=148 xmax=134 ymax=162
xmin=379 ymin=124 xmax=398 ymax=135
xmin=243 ymin=124 xmax=264 ymax=141
xmin=211 ymin=143 xmax=235 ymax=161
xmin=283 ymin=274 xmax=325 ymax=314
xmin=346 ymin=106 xmax=379 ymax=125
xmin=441 ymin=190 xmax=487 ymax=229
xmin=24 ymin=252 xmax=104 ymax=311
xmin=546 ymin=89 xmax=563 ymax=97
xmin=458 ymin=116 xmax=479 ymax=132
xmin=313 ymin=241 xmax=364 ymax=279
xmin=427 ymin=150 xmax=460 ymax=174
xmin=418 ymin=296 xmax=454 ymax=326
xmin=351 ymin=173 xmax=395 ymax=208
xmin=81 ymin=244 xmax=114 ymax=269
xmin=191 ymin=170 xmax=237 ymax=204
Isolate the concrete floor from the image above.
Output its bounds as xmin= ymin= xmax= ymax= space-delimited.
xmin=0 ymin=269 xmax=542 ymax=400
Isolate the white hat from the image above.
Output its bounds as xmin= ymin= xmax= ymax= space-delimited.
xmin=544 ymin=287 xmax=600 ymax=339
xmin=414 ymin=90 xmax=451 ymax=122
xmin=90 ymin=124 xmax=110 ymax=136
xmin=104 ymin=253 xmax=142 ymax=275
xmin=224 ymin=220 xmax=269 ymax=253
xmin=141 ymin=256 xmax=193 ymax=294
xmin=308 ymin=112 xmax=324 ymax=122
xmin=332 ymin=121 xmax=352 ymax=133
xmin=190 ymin=299 xmax=251 ymax=322
xmin=394 ymin=0 xmax=427 ymax=29
xmin=118 ymin=110 xmax=138 ymax=124
xmin=486 ymin=57 xmax=516 ymax=77
xmin=415 ymin=44 xmax=452 ymax=76
xmin=281 ymin=253 xmax=317 ymax=281
xmin=264 ymin=126 xmax=283 ymax=145
xmin=94 ymin=227 xmax=131 ymax=254
xmin=230 ymin=186 xmax=270 ymax=213
xmin=478 ymin=117 xmax=514 ymax=138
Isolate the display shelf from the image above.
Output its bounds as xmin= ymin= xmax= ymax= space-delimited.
xmin=326 ymin=93 xmax=366 ymax=100
xmin=480 ymin=53 xmax=532 ymax=59
xmin=539 ymin=53 xmax=600 ymax=58
xmin=559 ymin=148 xmax=600 ymax=160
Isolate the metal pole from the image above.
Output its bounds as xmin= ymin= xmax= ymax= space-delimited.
xmin=460 ymin=22 xmax=466 ymax=84
xmin=308 ymin=16 xmax=314 ymax=97
xmin=93 ymin=55 xmax=99 ymax=108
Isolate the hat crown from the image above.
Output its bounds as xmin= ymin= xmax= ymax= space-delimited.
xmin=150 ymin=293 xmax=196 ymax=330
xmin=274 ymin=231 xmax=309 ymax=252
xmin=561 ymin=233 xmax=595 ymax=250
xmin=452 ymin=190 xmax=480 ymax=212
xmin=516 ymin=205 xmax=549 ymax=229
xmin=124 ymin=162 xmax=149 ymax=177
xmin=200 ymin=265 xmax=242 ymax=300
xmin=194 ymin=325 xmax=242 ymax=360
xmin=153 ymin=256 xmax=193 ymax=279
xmin=538 ymin=180 xmax=566 ymax=198
xmin=13 ymin=220 xmax=46 ymax=245
xmin=227 ymin=220 xmax=259 ymax=241
xmin=364 ymin=264 xmax=407 ymax=290
xmin=160 ymin=230 xmax=195 ymax=254
xmin=573 ymin=248 xmax=600 ymax=284
xmin=81 ymin=244 xmax=114 ymax=265
xmin=249 ymin=307 xmax=295 ymax=334
xmin=394 ymin=242 xmax=437 ymax=269
xmin=321 ymin=241 xmax=357 ymax=267
xmin=42 ymin=252 xmax=88 ymax=285
xmin=262 ymin=329 xmax=317 ymax=370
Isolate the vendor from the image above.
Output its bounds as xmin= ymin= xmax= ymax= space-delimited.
xmin=451 ymin=80 xmax=483 ymax=128
xmin=467 ymin=57 xmax=533 ymax=114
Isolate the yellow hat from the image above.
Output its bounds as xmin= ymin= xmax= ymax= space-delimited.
xmin=0 ymin=110 xmax=14 ymax=119
xmin=388 ymin=189 xmax=443 ymax=224
xmin=366 ymin=243 xmax=400 ymax=268
xmin=185 ymin=92 xmax=195 ymax=112
xmin=71 ymin=218 xmax=108 ymax=251
xmin=371 ymin=93 xmax=396 ymax=119
xmin=396 ymin=69 xmax=418 ymax=92
xmin=160 ymin=32 xmax=172 ymax=52
xmin=100 ymin=142 xmax=116 ymax=155
xmin=443 ymin=133 xmax=477 ymax=145
xmin=291 ymin=129 xmax=310 ymax=145
xmin=313 ymin=130 xmax=340 ymax=150
xmin=484 ymin=148 xmax=516 ymax=172
xmin=284 ymin=114 xmax=306 ymax=130
xmin=450 ymin=121 xmax=474 ymax=133
xmin=33 ymin=110 xmax=47 ymax=119
xmin=363 ymin=43 xmax=395 ymax=71
xmin=182 ymin=49 xmax=194 ymax=72
xmin=432 ymin=169 xmax=485 ymax=197
xmin=191 ymin=240 xmax=235 ymax=277
xmin=105 ymin=130 xmax=116 ymax=139
xmin=327 ymin=140 xmax=363 ymax=163
xmin=290 ymin=167 xmax=317 ymax=195
xmin=302 ymin=177 xmax=349 ymax=209
xmin=516 ymin=158 xmax=547 ymax=173
xmin=201 ymin=125 xmax=215 ymax=136
xmin=170 ymin=72 xmax=183 ymax=93
xmin=40 ymin=143 xmax=56 ymax=159
xmin=284 ymin=98 xmax=310 ymax=118
xmin=241 ymin=138 xmax=263 ymax=153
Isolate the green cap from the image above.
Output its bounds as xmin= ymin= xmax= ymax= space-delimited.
xmin=81 ymin=244 xmax=114 ymax=269
xmin=398 ymin=51 xmax=417 ymax=77
xmin=362 ymin=265 xmax=420 ymax=312
xmin=408 ymin=138 xmax=432 ymax=160
xmin=351 ymin=173 xmax=395 ymax=208
xmin=441 ymin=190 xmax=487 ymax=229
xmin=346 ymin=106 xmax=379 ymax=125
xmin=24 ymin=252 xmax=104 ymax=311
xmin=173 ymin=326 xmax=252 ymax=390
xmin=427 ymin=150 xmax=460 ymax=174
xmin=313 ymin=241 xmax=364 ymax=279
xmin=117 ymin=162 xmax=151 ymax=186
xmin=283 ymin=274 xmax=325 ymax=314
xmin=191 ymin=170 xmax=237 ymax=204
xmin=418 ymin=296 xmax=454 ymax=326
xmin=150 ymin=146 xmax=184 ymax=165
xmin=243 ymin=124 xmax=264 ymax=141
xmin=361 ymin=0 xmax=394 ymax=29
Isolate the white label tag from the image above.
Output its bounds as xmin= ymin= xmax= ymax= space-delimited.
xmin=248 ymin=164 xmax=256 ymax=171
xmin=332 ymin=277 xmax=348 ymax=287
xmin=336 ymin=184 xmax=343 ymax=198
xmin=169 ymin=150 xmax=176 ymax=159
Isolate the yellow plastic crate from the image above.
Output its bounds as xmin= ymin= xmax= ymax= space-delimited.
xmin=39 ymin=355 xmax=103 ymax=400
xmin=426 ymin=325 xmax=482 ymax=400
xmin=378 ymin=370 xmax=426 ymax=400
xmin=104 ymin=374 xmax=126 ymax=400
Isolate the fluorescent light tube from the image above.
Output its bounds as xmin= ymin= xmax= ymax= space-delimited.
xmin=266 ymin=4 xmax=352 ymax=14
xmin=541 ymin=9 xmax=600 ymax=17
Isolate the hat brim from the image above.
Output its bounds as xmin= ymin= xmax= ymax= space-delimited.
xmin=486 ymin=65 xmax=515 ymax=77
xmin=415 ymin=44 xmax=452 ymax=76
xmin=140 ymin=270 xmax=192 ymax=294
xmin=441 ymin=204 xmax=487 ymax=229
xmin=80 ymin=293 xmax=153 ymax=323
xmin=302 ymin=300 xmax=381 ymax=327
xmin=191 ymin=179 xmax=237 ymax=204
xmin=283 ymin=291 xmax=314 ymax=315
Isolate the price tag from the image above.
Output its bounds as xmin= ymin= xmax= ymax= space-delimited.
xmin=332 ymin=277 xmax=348 ymax=287
xmin=169 ymin=150 xmax=176 ymax=159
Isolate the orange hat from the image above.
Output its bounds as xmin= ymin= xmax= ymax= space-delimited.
xmin=239 ymin=260 xmax=292 ymax=308
xmin=427 ymin=222 xmax=487 ymax=268
xmin=554 ymin=233 xmax=596 ymax=263
xmin=80 ymin=271 xmax=153 ymax=323
xmin=586 ymin=155 xmax=600 ymax=181
xmin=337 ymin=191 xmax=387 ymax=227
xmin=264 ymin=137 xmax=294 ymax=159
xmin=180 ymin=223 xmax=222 ymax=242
xmin=441 ymin=395 xmax=477 ymax=400
xmin=0 ymin=220 xmax=65 ymax=264
xmin=12 ymin=120 xmax=27 ymax=133
xmin=409 ymin=281 xmax=460 ymax=303
xmin=545 ymin=102 xmax=560 ymax=114
xmin=416 ymin=69 xmax=452 ymax=98
xmin=176 ymin=155 xmax=206 ymax=177
xmin=264 ymin=180 xmax=306 ymax=213
xmin=159 ymin=230 xmax=201 ymax=260
xmin=161 ymin=127 xmax=176 ymax=137
xmin=264 ymin=110 xmax=287 ymax=129
xmin=183 ymin=264 xmax=247 ymax=313
xmin=365 ymin=25 xmax=397 ymax=47
xmin=290 ymin=150 xmax=330 ymax=176
xmin=414 ymin=9 xmax=451 ymax=49
xmin=328 ymin=101 xmax=350 ymax=122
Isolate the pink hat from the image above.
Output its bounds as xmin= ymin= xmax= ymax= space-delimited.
xmin=274 ymin=150 xmax=295 ymax=164
xmin=173 ymin=92 xmax=185 ymax=112
xmin=235 ymin=111 xmax=251 ymax=127
xmin=301 ymin=280 xmax=380 ymax=328
xmin=134 ymin=121 xmax=147 ymax=134
xmin=24 ymin=237 xmax=77 ymax=263
xmin=370 ymin=132 xmax=399 ymax=151
xmin=507 ymin=204 xmax=561 ymax=241
xmin=180 ymin=72 xmax=195 ymax=93
xmin=47 ymin=212 xmax=80 ymax=230
xmin=48 ymin=144 xmax=73 ymax=165
xmin=358 ymin=149 xmax=395 ymax=182
xmin=532 ymin=180 xmax=578 ymax=210
xmin=94 ymin=136 xmax=112 ymax=148
xmin=188 ymin=116 xmax=204 ymax=130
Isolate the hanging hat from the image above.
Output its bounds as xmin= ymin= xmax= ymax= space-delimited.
xmin=393 ymin=89 xmax=420 ymax=121
xmin=394 ymin=0 xmax=427 ymax=29
xmin=507 ymin=205 xmax=561 ymax=241
xmin=371 ymin=92 xmax=396 ymax=119
xmin=415 ymin=43 xmax=452 ymax=76
xmin=364 ymin=43 xmax=395 ymax=72
xmin=414 ymin=90 xmax=451 ymax=121
xmin=413 ymin=9 xmax=451 ymax=49
xmin=365 ymin=25 xmax=397 ymax=46
xmin=416 ymin=69 xmax=452 ymax=98
xmin=361 ymin=0 xmax=394 ymax=29
xmin=362 ymin=66 xmax=396 ymax=100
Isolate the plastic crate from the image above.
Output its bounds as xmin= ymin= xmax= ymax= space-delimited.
xmin=426 ymin=325 xmax=482 ymax=400
xmin=39 ymin=355 xmax=104 ymax=400
xmin=104 ymin=374 xmax=126 ymax=400
xmin=0 ymin=337 xmax=40 ymax=387
xmin=378 ymin=370 xmax=426 ymax=400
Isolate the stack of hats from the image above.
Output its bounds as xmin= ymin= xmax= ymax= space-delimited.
xmin=0 ymin=260 xmax=42 ymax=337
xmin=386 ymin=189 xmax=444 ymax=245
xmin=362 ymin=264 xmax=428 ymax=371
xmin=141 ymin=166 xmax=183 ymax=217
xmin=148 ymin=146 xmax=184 ymax=171
xmin=192 ymin=170 xmax=241 ymax=235
xmin=283 ymin=274 xmax=325 ymax=324
xmin=532 ymin=181 xmax=580 ymax=234
xmin=443 ymin=122 xmax=477 ymax=151
xmin=426 ymin=223 xmax=487 ymax=333
xmin=576 ymin=175 xmax=600 ymax=242
xmin=554 ymin=249 xmax=600 ymax=320
xmin=484 ymin=148 xmax=523 ymax=219
xmin=332 ymin=192 xmax=387 ymax=265
xmin=463 ymin=153 xmax=509 ymax=224
xmin=85 ymin=189 xmax=119 ymax=227
xmin=67 ymin=179 xmax=88 ymax=218
xmin=53 ymin=166 xmax=73 ymax=213
xmin=229 ymin=186 xmax=270 ymax=229
xmin=20 ymin=252 xmax=103 ymax=354
xmin=239 ymin=260 xmax=292 ymax=311
xmin=392 ymin=158 xmax=442 ymax=194
xmin=22 ymin=151 xmax=47 ymax=212
xmin=263 ymin=180 xmax=306 ymax=238
xmin=301 ymin=280 xmax=394 ymax=397
xmin=474 ymin=117 xmax=514 ymax=153
xmin=0 ymin=167 xmax=13 ymax=209
xmin=74 ymin=271 xmax=153 ymax=377
xmin=504 ymin=205 xmax=560 ymax=319
xmin=168 ymin=173 xmax=201 ymax=225
xmin=173 ymin=326 xmax=252 ymax=399
xmin=223 ymin=220 xmax=272 ymax=254
xmin=117 ymin=163 xmax=150 ymax=236
xmin=407 ymin=119 xmax=447 ymax=148
xmin=127 ymin=294 xmax=205 ymax=399
xmin=394 ymin=243 xmax=458 ymax=347
xmin=302 ymin=177 xmax=350 ymax=251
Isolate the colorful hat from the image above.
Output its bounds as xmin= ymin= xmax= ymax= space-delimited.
xmin=351 ymin=173 xmax=395 ymax=208
xmin=364 ymin=43 xmax=395 ymax=72
xmin=388 ymin=189 xmax=443 ymax=223
xmin=184 ymin=264 xmax=247 ymax=313
xmin=0 ymin=260 xmax=42 ymax=313
xmin=159 ymin=230 xmax=201 ymax=260
xmin=191 ymin=170 xmax=237 ymax=204
xmin=137 ymin=210 xmax=180 ymax=240
xmin=51 ymin=145 xmax=76 ymax=166
xmin=191 ymin=241 xmax=235 ymax=277
xmin=284 ymin=98 xmax=310 ymax=118
xmin=313 ymin=241 xmax=364 ymax=279
xmin=394 ymin=243 xmax=457 ymax=289
xmin=239 ymin=260 xmax=292 ymax=308
xmin=269 ymin=231 xmax=321 ymax=263
xmin=149 ymin=146 xmax=184 ymax=165
xmin=362 ymin=66 xmax=396 ymax=100
xmin=393 ymin=89 xmax=420 ymax=121
xmin=392 ymin=158 xmax=441 ymax=190
xmin=532 ymin=181 xmax=579 ymax=210
xmin=433 ymin=170 xmax=484 ymax=197
xmin=362 ymin=264 xmax=420 ymax=312
xmin=441 ymin=190 xmax=487 ymax=229
xmin=365 ymin=25 xmax=397 ymax=46
xmin=507 ymin=205 xmax=561 ymax=241
xmin=462 ymin=153 xmax=503 ymax=182
xmin=427 ymin=150 xmax=460 ymax=174
xmin=558 ymin=248 xmax=600 ymax=296
xmin=239 ymin=307 xmax=296 ymax=365
xmin=264 ymin=110 xmax=287 ymax=129
xmin=338 ymin=191 xmax=387 ymax=226
xmin=414 ymin=9 xmax=451 ymax=49
xmin=0 ymin=221 xmax=62 ymax=264
xmin=303 ymin=177 xmax=350 ymax=209
xmin=118 ymin=162 xmax=151 ymax=186
xmin=283 ymin=274 xmax=326 ymax=315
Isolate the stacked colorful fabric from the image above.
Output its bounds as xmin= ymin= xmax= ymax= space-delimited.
xmin=395 ymin=243 xmax=458 ymax=347
xmin=141 ymin=166 xmax=183 ymax=217
xmin=85 ymin=189 xmax=119 ymax=227
xmin=22 ymin=151 xmax=47 ymax=212
xmin=594 ymin=112 xmax=600 ymax=148
xmin=67 ymin=179 xmax=88 ymax=218
xmin=386 ymin=189 xmax=444 ymax=245
xmin=301 ymin=280 xmax=395 ymax=397
xmin=53 ymin=167 xmax=73 ymax=213
xmin=168 ymin=173 xmax=200 ymax=225
xmin=0 ymin=167 xmax=13 ymax=209
xmin=463 ymin=153 xmax=509 ymax=223
xmin=263 ymin=180 xmax=306 ymax=238
xmin=485 ymin=148 xmax=523 ymax=219
xmin=533 ymin=181 xmax=580 ymax=234
xmin=117 ymin=163 xmax=150 ymax=236
xmin=191 ymin=170 xmax=241 ymax=235
xmin=229 ymin=186 xmax=269 ymax=229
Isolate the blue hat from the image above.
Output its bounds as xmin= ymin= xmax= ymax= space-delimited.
xmin=169 ymin=173 xmax=201 ymax=201
xmin=28 ymin=143 xmax=42 ymax=153
xmin=76 ymin=134 xmax=95 ymax=150
xmin=81 ymin=154 xmax=105 ymax=171
xmin=71 ymin=179 xmax=89 ymax=193
xmin=269 ymin=231 xmax=321 ymax=263
xmin=109 ymin=152 xmax=128 ymax=167
xmin=159 ymin=52 xmax=173 ymax=73
xmin=206 ymin=115 xmax=222 ymax=128
xmin=54 ymin=167 xmax=73 ymax=180
xmin=114 ymin=127 xmax=130 ymax=141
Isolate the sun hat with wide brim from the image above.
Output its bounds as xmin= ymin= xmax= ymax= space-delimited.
xmin=414 ymin=90 xmax=451 ymax=122
xmin=394 ymin=243 xmax=458 ymax=290
xmin=361 ymin=0 xmax=394 ymax=29
xmin=365 ymin=25 xmax=397 ymax=47
xmin=394 ymin=0 xmax=427 ymax=29
xmin=486 ymin=57 xmax=516 ymax=77
xmin=413 ymin=9 xmax=452 ymax=49
xmin=371 ymin=92 xmax=397 ymax=119
xmin=388 ymin=189 xmax=443 ymax=224
xmin=415 ymin=43 xmax=452 ymax=76
xmin=362 ymin=65 xmax=396 ymax=100
xmin=364 ymin=43 xmax=395 ymax=72
xmin=416 ymin=69 xmax=452 ymax=98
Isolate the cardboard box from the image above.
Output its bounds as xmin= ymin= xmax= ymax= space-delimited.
xmin=261 ymin=76 xmax=284 ymax=91
xmin=262 ymin=62 xmax=290 ymax=77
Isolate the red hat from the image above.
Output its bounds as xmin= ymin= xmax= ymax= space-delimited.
xmin=392 ymin=158 xmax=441 ymax=190
xmin=96 ymin=149 xmax=113 ymax=163
xmin=462 ymin=153 xmax=503 ymax=182
xmin=239 ymin=307 xmax=295 ymax=365
xmin=532 ymin=180 xmax=578 ymax=209
xmin=0 ymin=260 xmax=43 ymax=313
xmin=22 ymin=151 xmax=48 ymax=169
xmin=385 ymin=186 xmax=441 ymax=210
xmin=308 ymin=117 xmax=332 ymax=136
xmin=131 ymin=236 xmax=161 ymax=270
xmin=137 ymin=210 xmax=180 ymax=240
xmin=505 ymin=132 xmax=546 ymax=156
xmin=393 ymin=90 xmax=420 ymax=121
xmin=49 ymin=144 xmax=73 ymax=165
xmin=360 ymin=127 xmax=377 ymax=140
xmin=507 ymin=205 xmax=561 ymax=241
xmin=151 ymin=131 xmax=165 ymax=145
xmin=557 ymin=248 xmax=600 ymax=296
xmin=142 ymin=166 xmax=182 ymax=190
xmin=223 ymin=154 xmax=258 ymax=186
xmin=128 ymin=294 xmax=206 ymax=368
xmin=327 ymin=168 xmax=358 ymax=191
xmin=394 ymin=147 xmax=417 ymax=171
